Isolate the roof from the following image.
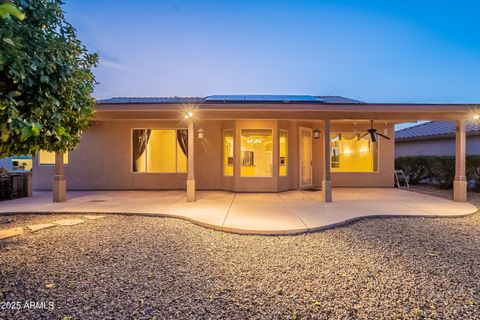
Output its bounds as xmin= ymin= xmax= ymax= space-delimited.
xmin=97 ymin=95 xmax=365 ymax=105
xmin=396 ymin=121 xmax=480 ymax=141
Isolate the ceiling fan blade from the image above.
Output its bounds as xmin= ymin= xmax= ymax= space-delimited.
xmin=376 ymin=132 xmax=391 ymax=140
xmin=370 ymin=132 xmax=376 ymax=142
xmin=358 ymin=132 xmax=369 ymax=140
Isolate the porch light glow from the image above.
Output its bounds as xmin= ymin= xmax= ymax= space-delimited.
xmin=343 ymin=149 xmax=352 ymax=155
xmin=313 ymin=128 xmax=321 ymax=139
xmin=473 ymin=114 xmax=480 ymax=121
xmin=184 ymin=111 xmax=194 ymax=119
xmin=197 ymin=128 xmax=204 ymax=139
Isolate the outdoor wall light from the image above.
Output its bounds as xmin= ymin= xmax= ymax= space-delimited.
xmin=184 ymin=111 xmax=194 ymax=119
xmin=197 ymin=128 xmax=204 ymax=139
xmin=473 ymin=114 xmax=480 ymax=121
xmin=313 ymin=128 xmax=321 ymax=139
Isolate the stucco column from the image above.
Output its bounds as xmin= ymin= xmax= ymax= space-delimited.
xmin=53 ymin=152 xmax=66 ymax=202
xmin=454 ymin=119 xmax=467 ymax=202
xmin=186 ymin=119 xmax=195 ymax=202
xmin=322 ymin=119 xmax=332 ymax=202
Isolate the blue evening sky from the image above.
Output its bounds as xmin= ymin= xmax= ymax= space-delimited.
xmin=64 ymin=0 xmax=480 ymax=107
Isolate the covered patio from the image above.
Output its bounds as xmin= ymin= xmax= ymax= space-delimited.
xmin=1 ymin=188 xmax=476 ymax=235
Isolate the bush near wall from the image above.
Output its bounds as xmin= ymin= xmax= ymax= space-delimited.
xmin=395 ymin=156 xmax=480 ymax=190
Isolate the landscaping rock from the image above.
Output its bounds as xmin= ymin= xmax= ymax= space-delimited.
xmin=0 ymin=227 xmax=23 ymax=240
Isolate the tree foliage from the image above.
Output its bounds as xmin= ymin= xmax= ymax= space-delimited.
xmin=0 ymin=0 xmax=98 ymax=157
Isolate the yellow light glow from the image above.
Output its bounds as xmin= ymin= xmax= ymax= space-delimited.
xmin=473 ymin=114 xmax=480 ymax=121
xmin=359 ymin=147 xmax=367 ymax=153
xmin=184 ymin=111 xmax=194 ymax=119
xmin=343 ymin=149 xmax=352 ymax=155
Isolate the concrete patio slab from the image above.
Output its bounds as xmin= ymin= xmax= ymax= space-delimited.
xmin=27 ymin=223 xmax=56 ymax=232
xmin=0 ymin=188 xmax=477 ymax=235
xmin=0 ymin=227 xmax=24 ymax=239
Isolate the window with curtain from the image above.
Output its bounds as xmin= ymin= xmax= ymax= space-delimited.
xmin=39 ymin=151 xmax=69 ymax=165
xmin=132 ymin=129 xmax=187 ymax=173
xmin=330 ymin=133 xmax=378 ymax=172
xmin=240 ymin=129 xmax=273 ymax=177
xmin=223 ymin=130 xmax=234 ymax=176
xmin=279 ymin=130 xmax=288 ymax=176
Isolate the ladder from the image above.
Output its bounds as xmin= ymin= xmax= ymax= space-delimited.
xmin=394 ymin=169 xmax=409 ymax=189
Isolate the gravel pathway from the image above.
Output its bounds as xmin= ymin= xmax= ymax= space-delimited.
xmin=1 ymin=194 xmax=480 ymax=319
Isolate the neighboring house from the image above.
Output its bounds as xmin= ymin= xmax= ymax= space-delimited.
xmin=30 ymin=95 xmax=474 ymax=202
xmin=0 ymin=156 xmax=33 ymax=173
xmin=396 ymin=121 xmax=480 ymax=157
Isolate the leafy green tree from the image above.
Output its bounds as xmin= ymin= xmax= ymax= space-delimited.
xmin=0 ymin=0 xmax=98 ymax=157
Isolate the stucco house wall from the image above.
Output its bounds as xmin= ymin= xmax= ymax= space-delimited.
xmin=33 ymin=120 xmax=395 ymax=191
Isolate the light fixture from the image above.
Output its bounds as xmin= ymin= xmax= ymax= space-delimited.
xmin=197 ymin=128 xmax=204 ymax=139
xmin=473 ymin=114 xmax=480 ymax=121
xmin=313 ymin=128 xmax=321 ymax=139
xmin=343 ymin=149 xmax=352 ymax=155
xmin=184 ymin=111 xmax=193 ymax=119
xmin=246 ymin=137 xmax=264 ymax=147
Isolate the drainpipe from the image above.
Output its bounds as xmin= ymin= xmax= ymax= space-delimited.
xmin=322 ymin=119 xmax=332 ymax=202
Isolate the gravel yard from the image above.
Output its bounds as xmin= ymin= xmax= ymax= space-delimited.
xmin=1 ymin=190 xmax=480 ymax=319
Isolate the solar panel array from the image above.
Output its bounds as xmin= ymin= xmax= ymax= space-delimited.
xmin=204 ymin=95 xmax=324 ymax=103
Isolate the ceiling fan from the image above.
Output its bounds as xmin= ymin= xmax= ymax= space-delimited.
xmin=358 ymin=120 xmax=390 ymax=142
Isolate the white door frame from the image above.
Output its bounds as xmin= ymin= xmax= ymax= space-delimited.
xmin=299 ymin=127 xmax=313 ymax=189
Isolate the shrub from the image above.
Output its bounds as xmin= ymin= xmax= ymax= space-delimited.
xmin=394 ymin=156 xmax=432 ymax=184
xmin=467 ymin=156 xmax=480 ymax=191
xmin=395 ymin=156 xmax=480 ymax=189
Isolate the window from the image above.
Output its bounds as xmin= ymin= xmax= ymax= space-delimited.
xmin=132 ymin=129 xmax=187 ymax=173
xmin=39 ymin=151 xmax=69 ymax=165
xmin=240 ymin=129 xmax=273 ymax=177
xmin=330 ymin=133 xmax=378 ymax=172
xmin=279 ymin=130 xmax=288 ymax=176
xmin=11 ymin=156 xmax=32 ymax=172
xmin=223 ymin=130 xmax=234 ymax=176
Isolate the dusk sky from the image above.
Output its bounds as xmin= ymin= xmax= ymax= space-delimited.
xmin=65 ymin=0 xmax=480 ymax=104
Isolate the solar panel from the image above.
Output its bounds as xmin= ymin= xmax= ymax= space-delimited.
xmin=204 ymin=95 xmax=325 ymax=103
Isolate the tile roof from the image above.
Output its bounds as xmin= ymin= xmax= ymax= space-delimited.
xmin=97 ymin=95 xmax=364 ymax=104
xmin=396 ymin=121 xmax=480 ymax=141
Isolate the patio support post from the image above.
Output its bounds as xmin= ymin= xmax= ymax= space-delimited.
xmin=53 ymin=152 xmax=66 ymax=202
xmin=322 ymin=118 xmax=332 ymax=202
xmin=454 ymin=119 xmax=467 ymax=202
xmin=186 ymin=118 xmax=196 ymax=202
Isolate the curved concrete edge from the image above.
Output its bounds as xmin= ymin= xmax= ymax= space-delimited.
xmin=1 ymin=207 xmax=478 ymax=236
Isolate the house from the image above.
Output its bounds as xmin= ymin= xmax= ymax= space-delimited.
xmin=0 ymin=156 xmax=33 ymax=173
xmin=31 ymin=95 xmax=475 ymax=203
xmin=396 ymin=121 xmax=480 ymax=157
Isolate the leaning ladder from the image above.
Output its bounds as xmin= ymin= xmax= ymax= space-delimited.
xmin=394 ymin=169 xmax=410 ymax=189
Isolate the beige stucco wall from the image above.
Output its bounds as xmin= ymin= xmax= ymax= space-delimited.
xmin=33 ymin=119 xmax=395 ymax=191
xmin=395 ymin=136 xmax=480 ymax=157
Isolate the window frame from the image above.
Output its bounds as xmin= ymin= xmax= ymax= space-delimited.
xmin=38 ymin=151 xmax=69 ymax=166
xmin=223 ymin=129 xmax=235 ymax=177
xmin=131 ymin=128 xmax=188 ymax=174
xmin=279 ymin=129 xmax=288 ymax=177
xmin=240 ymin=128 xmax=274 ymax=178
xmin=329 ymin=131 xmax=380 ymax=173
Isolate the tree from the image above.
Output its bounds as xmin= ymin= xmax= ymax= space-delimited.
xmin=0 ymin=0 xmax=98 ymax=157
